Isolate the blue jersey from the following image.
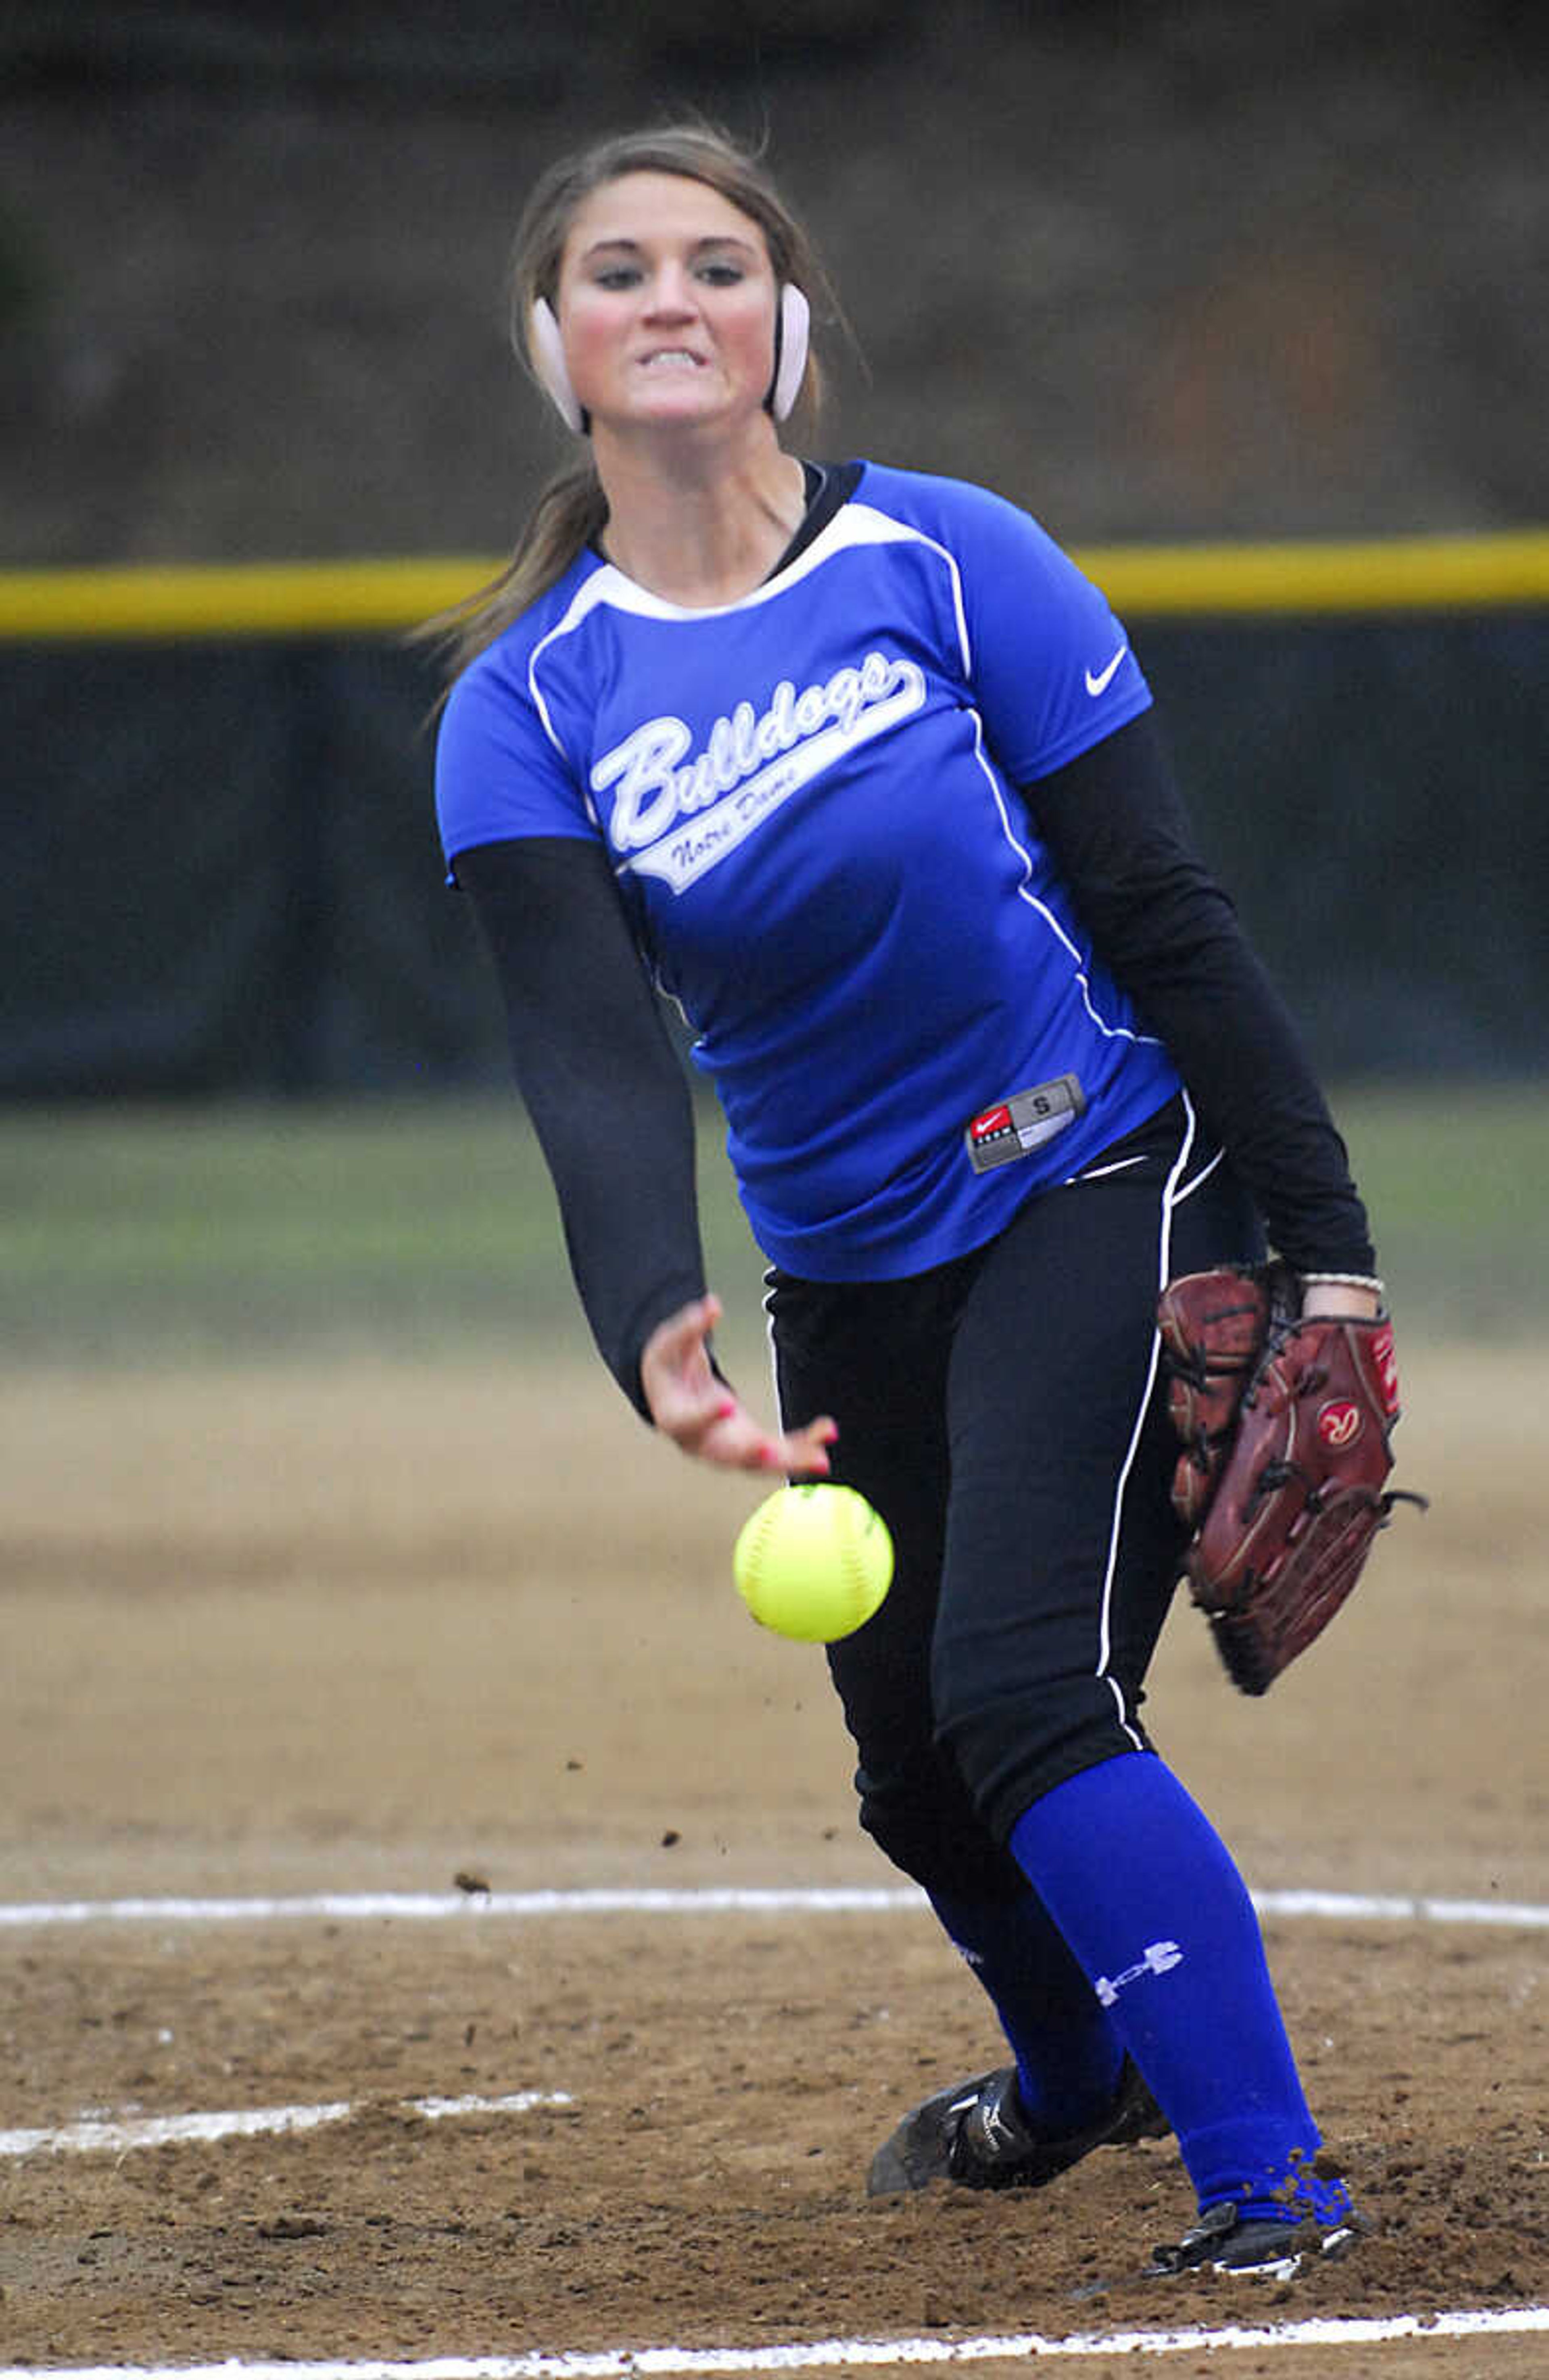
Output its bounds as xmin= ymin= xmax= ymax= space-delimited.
xmin=436 ymin=461 xmax=1180 ymax=1280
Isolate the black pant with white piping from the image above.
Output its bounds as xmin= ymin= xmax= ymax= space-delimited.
xmin=767 ymin=1094 xmax=1261 ymax=1899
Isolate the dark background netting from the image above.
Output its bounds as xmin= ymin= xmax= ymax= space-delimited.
xmin=10 ymin=610 xmax=1545 ymax=1096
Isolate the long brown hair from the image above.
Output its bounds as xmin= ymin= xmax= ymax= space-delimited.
xmin=424 ymin=125 xmax=831 ymax=683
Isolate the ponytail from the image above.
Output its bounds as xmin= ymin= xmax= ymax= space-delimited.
xmin=418 ymin=461 xmax=607 ymax=686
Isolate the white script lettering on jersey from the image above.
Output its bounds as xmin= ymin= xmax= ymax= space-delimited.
xmin=593 ymin=649 xmax=927 ymax=893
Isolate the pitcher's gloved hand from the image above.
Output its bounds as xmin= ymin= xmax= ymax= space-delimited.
xmin=1158 ymin=1269 xmax=1424 ymax=1695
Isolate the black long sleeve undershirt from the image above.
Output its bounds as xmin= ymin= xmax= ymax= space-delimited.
xmin=455 ymin=837 xmax=708 ymax=1417
xmin=1018 ymin=712 xmax=1376 ymax=1277
xmin=455 ymin=709 xmax=1374 ymax=1416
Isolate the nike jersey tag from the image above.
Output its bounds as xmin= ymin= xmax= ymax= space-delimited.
xmin=965 ymin=1073 xmax=1087 ymax=1172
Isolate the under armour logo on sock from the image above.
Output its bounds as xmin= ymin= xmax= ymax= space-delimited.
xmin=1095 ymin=1940 xmax=1183 ymax=2007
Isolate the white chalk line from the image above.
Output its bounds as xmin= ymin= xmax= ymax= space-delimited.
xmin=0 ymin=2086 xmax=571 ymax=2163
xmin=0 ymin=2305 xmax=1547 ymax=2376
xmin=0 ymin=1884 xmax=1544 ymax=1929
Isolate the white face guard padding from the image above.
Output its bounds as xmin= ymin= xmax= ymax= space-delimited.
xmin=770 ymin=284 xmax=811 ymax=422
xmin=527 ymin=283 xmax=810 ymax=434
xmin=528 ymin=295 xmax=585 ymax=434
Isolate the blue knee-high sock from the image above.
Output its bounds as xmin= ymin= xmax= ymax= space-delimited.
xmin=926 ymin=1881 xmax=1125 ymax=2134
xmin=1009 ymin=1752 xmax=1350 ymax=2222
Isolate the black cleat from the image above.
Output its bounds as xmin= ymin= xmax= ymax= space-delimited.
xmin=867 ymin=2056 xmax=1168 ymax=2197
xmin=1144 ymin=2196 xmax=1368 ymax=2280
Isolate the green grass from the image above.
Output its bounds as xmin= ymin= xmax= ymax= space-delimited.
xmin=1335 ymin=1082 xmax=1547 ymax=1340
xmin=0 ymin=1085 xmax=1543 ymax=1366
xmin=0 ymin=1098 xmax=766 ymax=1367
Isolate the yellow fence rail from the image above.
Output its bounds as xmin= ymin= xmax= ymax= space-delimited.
xmin=2 ymin=530 xmax=1549 ymax=640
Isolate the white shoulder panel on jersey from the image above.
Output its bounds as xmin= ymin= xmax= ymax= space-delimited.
xmin=529 ymin=496 xmax=966 ymax=632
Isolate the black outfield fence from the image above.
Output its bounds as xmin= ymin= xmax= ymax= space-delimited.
xmin=6 ymin=535 xmax=1548 ymax=1097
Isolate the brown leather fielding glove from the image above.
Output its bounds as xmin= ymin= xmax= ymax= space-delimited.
xmin=1156 ymin=1265 xmax=1280 ymax=1526
xmin=1157 ymin=1270 xmax=1422 ymax=1695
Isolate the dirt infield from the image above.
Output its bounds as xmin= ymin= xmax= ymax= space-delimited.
xmin=1 ymin=1346 xmax=1545 ymax=2373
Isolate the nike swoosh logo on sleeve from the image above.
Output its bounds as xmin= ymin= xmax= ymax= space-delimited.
xmin=1084 ymin=644 xmax=1129 ymax=696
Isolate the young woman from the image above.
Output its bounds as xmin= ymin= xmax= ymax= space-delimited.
xmin=432 ymin=124 xmax=1387 ymax=2281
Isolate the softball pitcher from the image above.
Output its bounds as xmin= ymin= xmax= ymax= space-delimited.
xmin=432 ymin=124 xmax=1390 ymax=2283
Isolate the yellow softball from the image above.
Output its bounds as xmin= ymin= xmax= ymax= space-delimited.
xmin=732 ymin=1484 xmax=894 ymax=1643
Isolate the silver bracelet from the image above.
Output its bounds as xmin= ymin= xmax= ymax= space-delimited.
xmin=1301 ymin=1270 xmax=1386 ymax=1298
